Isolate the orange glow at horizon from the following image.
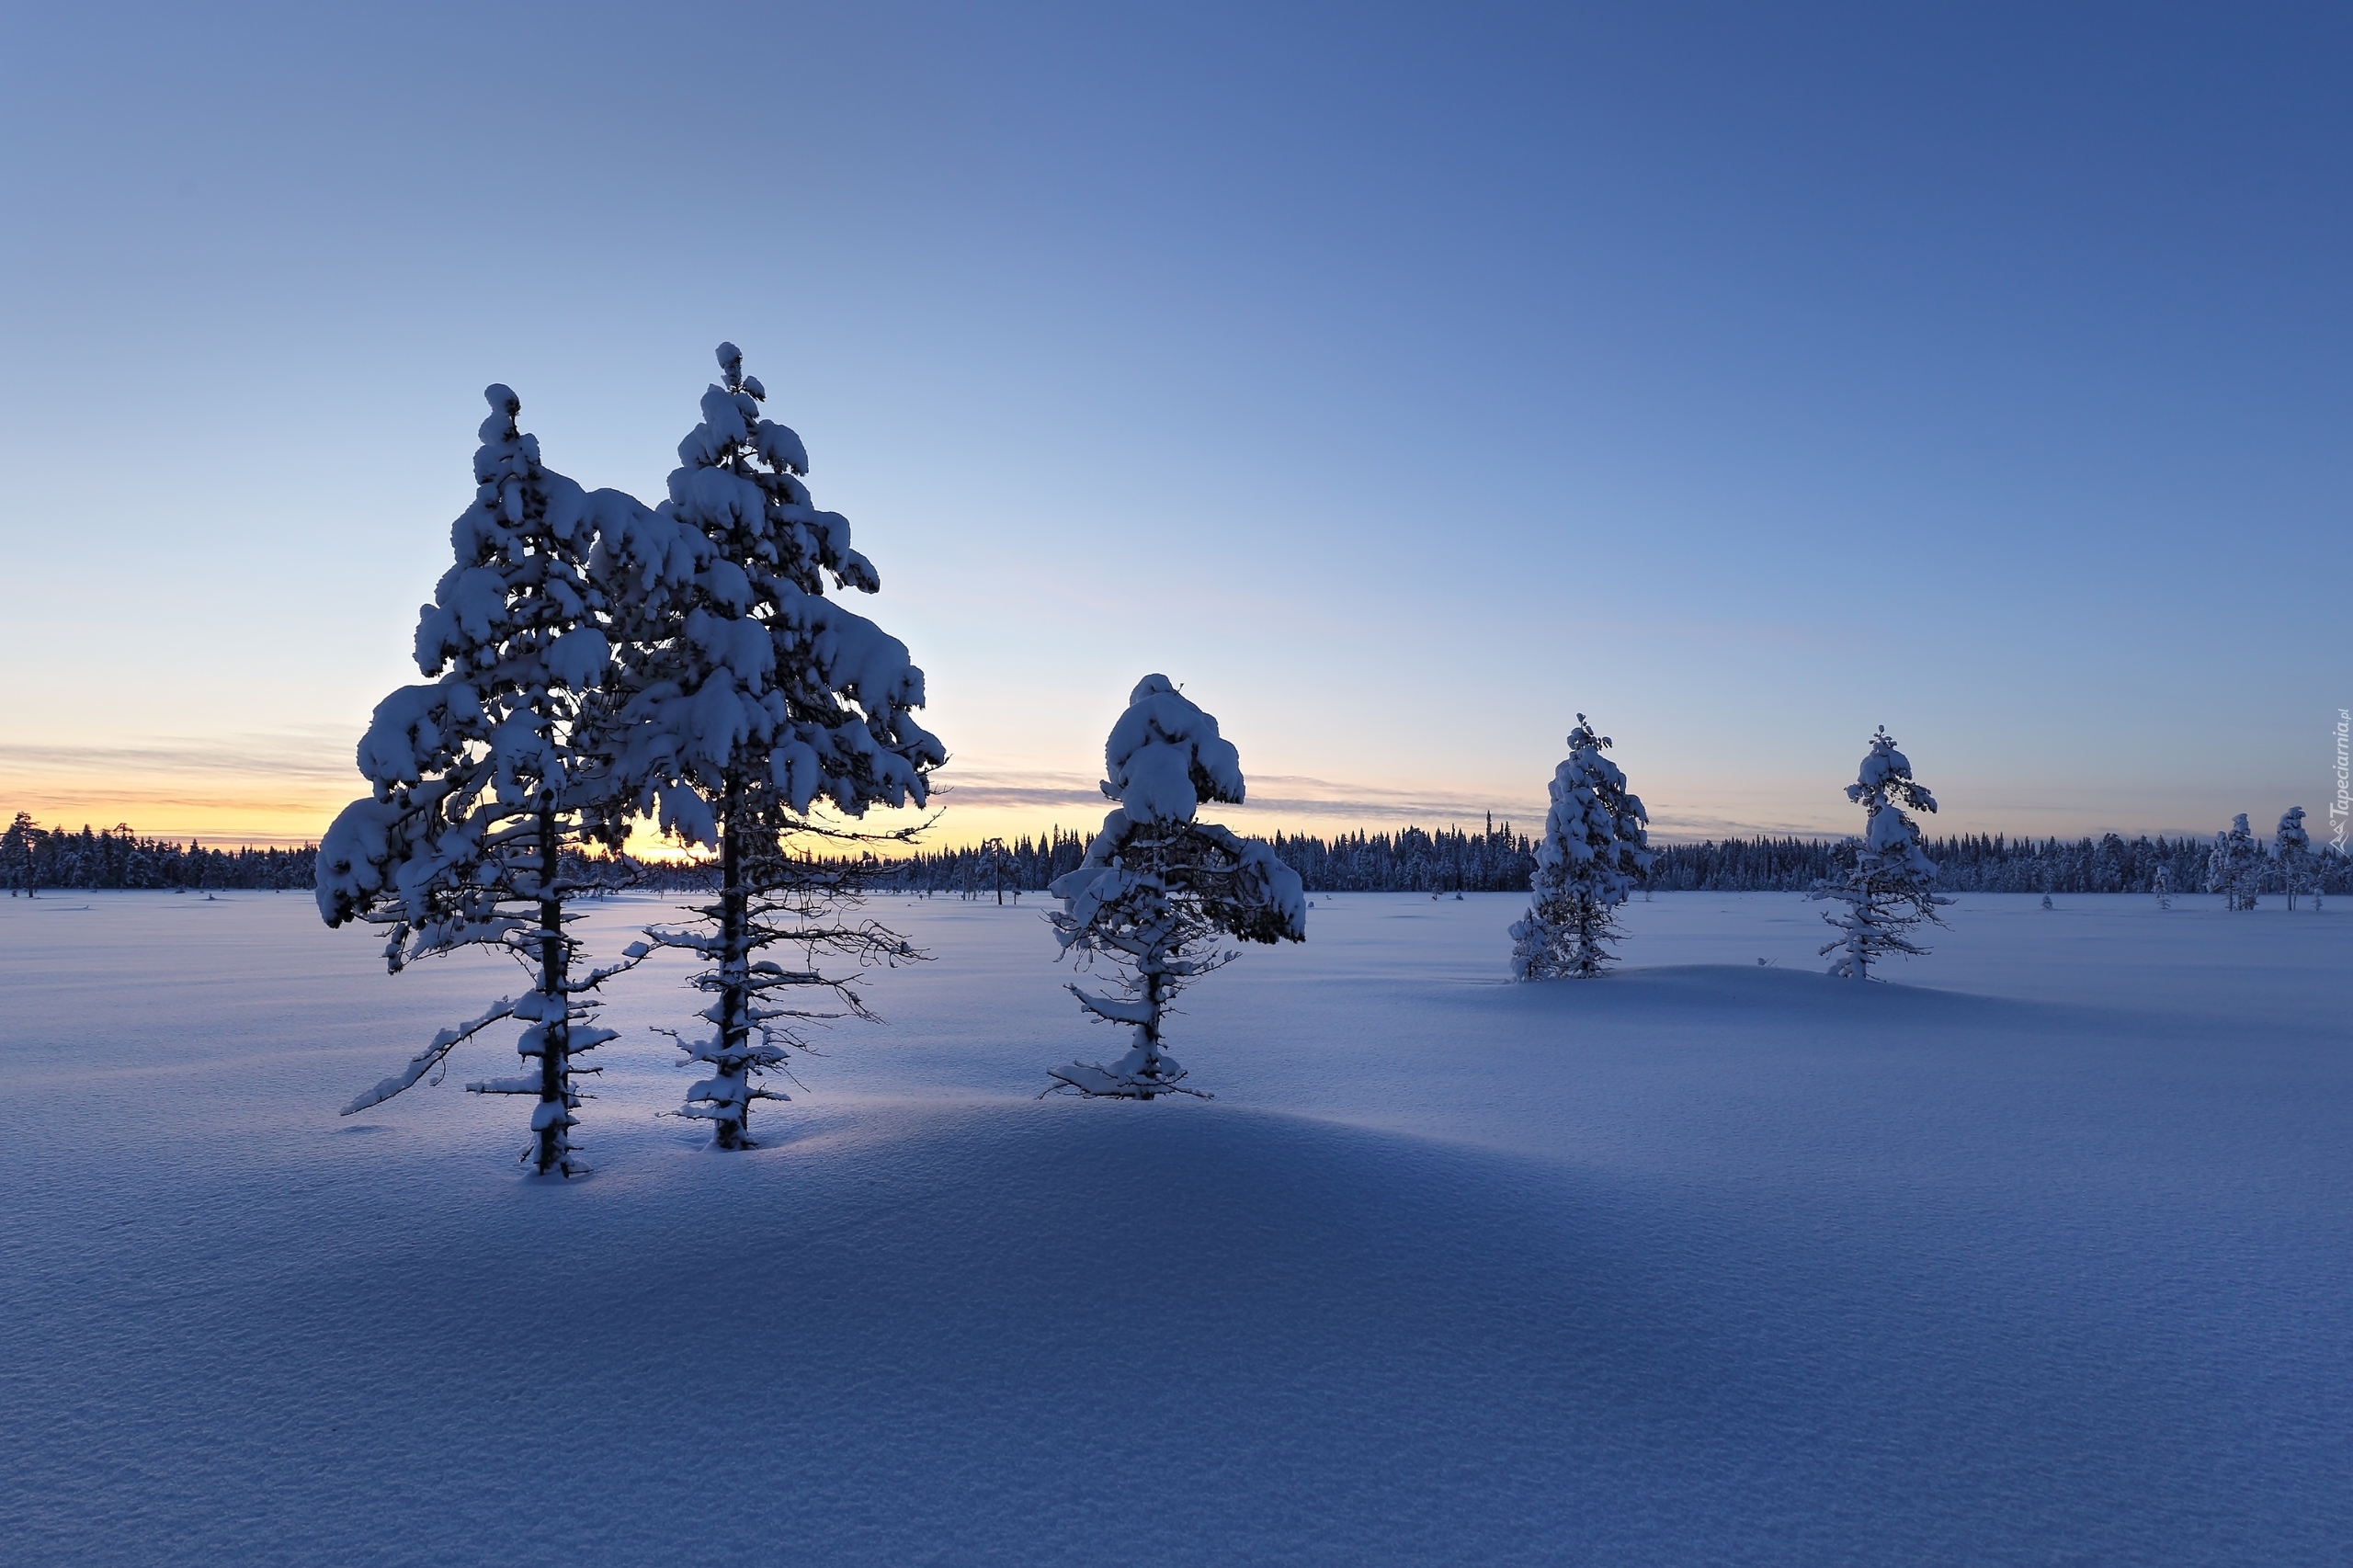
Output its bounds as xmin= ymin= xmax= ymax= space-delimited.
xmin=6 ymin=755 xmax=2192 ymax=857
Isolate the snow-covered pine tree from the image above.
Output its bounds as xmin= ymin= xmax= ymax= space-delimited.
xmin=588 ymin=344 xmax=944 ymax=1149
xmin=318 ymin=386 xmax=650 ymax=1176
xmin=2275 ymin=807 xmax=2313 ymax=910
xmin=1044 ymin=676 xmax=1305 ymax=1098
xmin=2153 ymin=864 xmax=2173 ymax=910
xmin=2206 ymin=814 xmax=2262 ymax=910
xmin=978 ymin=835 xmax=1014 ymax=903
xmin=1508 ymin=714 xmax=1654 ymax=979
xmin=1809 ymin=726 xmax=1952 ymax=978
xmin=5 ymin=811 xmax=36 ymax=896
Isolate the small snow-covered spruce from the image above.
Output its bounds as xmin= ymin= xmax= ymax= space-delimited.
xmin=2274 ymin=808 xmax=2313 ymax=910
xmin=1508 ymin=715 xmax=1654 ymax=980
xmin=586 ymin=344 xmax=945 ymax=1149
xmin=2153 ymin=865 xmax=2172 ymax=910
xmin=1809 ymin=727 xmax=1952 ymax=979
xmin=1044 ymin=676 xmax=1305 ymax=1099
xmin=317 ymin=386 xmax=650 ymax=1176
xmin=2206 ymin=814 xmax=2262 ymax=911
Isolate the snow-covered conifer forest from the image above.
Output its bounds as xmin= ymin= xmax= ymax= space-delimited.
xmin=6 ymin=363 xmax=2348 ymax=1567
xmin=14 ymin=812 xmax=2349 ymax=899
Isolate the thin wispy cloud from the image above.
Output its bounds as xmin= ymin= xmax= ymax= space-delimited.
xmin=928 ymin=766 xmax=1541 ymax=827
xmin=0 ymin=730 xmax=357 ymax=785
xmin=0 ymin=730 xmax=356 ymax=843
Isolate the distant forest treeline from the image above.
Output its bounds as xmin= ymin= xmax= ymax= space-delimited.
xmin=870 ymin=822 xmax=2353 ymax=898
xmin=7 ymin=812 xmax=2349 ymax=898
xmin=3 ymin=817 xmax=317 ymax=892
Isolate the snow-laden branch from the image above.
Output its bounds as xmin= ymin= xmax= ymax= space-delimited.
xmin=564 ymin=943 xmax=652 ymax=994
xmin=341 ymin=996 xmax=517 ymax=1115
xmin=1068 ymin=985 xmax=1156 ymax=1026
xmin=1041 ymin=1056 xmax=1211 ymax=1101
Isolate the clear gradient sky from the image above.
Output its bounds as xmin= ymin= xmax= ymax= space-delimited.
xmin=2 ymin=4 xmax=2347 ymax=849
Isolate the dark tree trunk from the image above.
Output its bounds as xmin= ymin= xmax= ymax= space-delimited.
xmin=716 ymin=775 xmax=749 ymax=1150
xmin=533 ymin=804 xmax=571 ymax=1176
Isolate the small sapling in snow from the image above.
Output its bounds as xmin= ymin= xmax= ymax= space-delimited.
xmin=1809 ymin=727 xmax=1951 ymax=979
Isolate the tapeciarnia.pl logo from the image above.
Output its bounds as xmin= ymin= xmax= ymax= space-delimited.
xmin=2332 ymin=709 xmax=2349 ymax=852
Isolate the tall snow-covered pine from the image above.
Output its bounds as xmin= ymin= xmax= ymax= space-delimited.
xmin=2274 ymin=807 xmax=2313 ymax=909
xmin=591 ymin=344 xmax=945 ymax=1149
xmin=318 ymin=386 xmax=647 ymax=1175
xmin=1508 ymin=714 xmax=1653 ymax=979
xmin=5 ymin=811 xmax=37 ymax=897
xmin=2207 ymin=813 xmax=2262 ymax=910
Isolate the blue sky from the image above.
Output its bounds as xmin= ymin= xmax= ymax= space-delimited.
xmin=1 ymin=3 xmax=2345 ymax=845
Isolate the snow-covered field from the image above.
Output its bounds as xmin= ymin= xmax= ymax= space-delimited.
xmin=3 ymin=890 xmax=2347 ymax=1566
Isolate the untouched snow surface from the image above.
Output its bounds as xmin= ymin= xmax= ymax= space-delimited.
xmin=2 ymin=891 xmax=2347 ymax=1565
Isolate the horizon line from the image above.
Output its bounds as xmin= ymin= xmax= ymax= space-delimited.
xmin=0 ymin=815 xmax=2257 ymax=857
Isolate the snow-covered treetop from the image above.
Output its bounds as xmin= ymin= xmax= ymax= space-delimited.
xmin=1825 ymin=726 xmax=1939 ymax=881
xmin=671 ymin=342 xmax=858 ymax=592
xmin=1531 ymin=714 xmax=1650 ymax=879
xmin=1048 ymin=676 xmax=1302 ymax=946
xmin=588 ymin=345 xmax=944 ymax=844
xmin=2276 ymin=807 xmax=2310 ymax=854
xmin=347 ymin=387 xmax=643 ymax=800
xmin=321 ymin=385 xmax=634 ymax=933
xmin=1847 ymin=726 xmax=1938 ymax=816
xmin=1559 ymin=714 xmax=1638 ymax=802
xmin=414 ymin=385 xmax=606 ymax=691
xmin=1100 ymin=675 xmax=1245 ymax=825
